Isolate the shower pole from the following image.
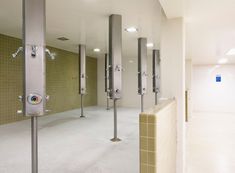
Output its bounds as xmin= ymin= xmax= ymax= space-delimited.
xmin=141 ymin=94 xmax=144 ymax=112
xmin=152 ymin=49 xmax=161 ymax=105
xmin=105 ymin=53 xmax=110 ymax=110
xmin=109 ymin=14 xmax=122 ymax=142
xmin=138 ymin=38 xmax=147 ymax=112
xmin=79 ymin=44 xmax=86 ymax=118
xmin=13 ymin=0 xmax=50 ymax=172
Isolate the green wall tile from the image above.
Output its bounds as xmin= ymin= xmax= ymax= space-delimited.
xmin=0 ymin=34 xmax=97 ymax=125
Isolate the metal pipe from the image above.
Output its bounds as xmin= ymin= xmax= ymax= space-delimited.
xmin=155 ymin=92 xmax=158 ymax=105
xmin=31 ymin=116 xmax=38 ymax=173
xmin=106 ymin=92 xmax=110 ymax=110
xmin=113 ymin=99 xmax=117 ymax=138
xmin=141 ymin=94 xmax=144 ymax=112
xmin=80 ymin=94 xmax=85 ymax=118
xmin=111 ymin=99 xmax=121 ymax=142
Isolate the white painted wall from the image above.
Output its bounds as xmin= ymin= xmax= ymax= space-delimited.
xmin=161 ymin=18 xmax=185 ymax=173
xmin=192 ymin=65 xmax=235 ymax=113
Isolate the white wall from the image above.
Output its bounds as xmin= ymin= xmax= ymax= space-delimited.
xmin=161 ymin=18 xmax=185 ymax=173
xmin=192 ymin=65 xmax=235 ymax=113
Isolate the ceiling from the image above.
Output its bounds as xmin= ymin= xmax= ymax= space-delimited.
xmin=1 ymin=0 xmax=233 ymax=65
xmin=185 ymin=0 xmax=235 ymax=64
xmin=0 ymin=0 xmax=162 ymax=59
xmin=159 ymin=0 xmax=235 ymax=64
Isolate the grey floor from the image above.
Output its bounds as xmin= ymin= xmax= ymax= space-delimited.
xmin=0 ymin=106 xmax=140 ymax=173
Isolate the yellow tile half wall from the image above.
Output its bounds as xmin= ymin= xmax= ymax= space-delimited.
xmin=0 ymin=34 xmax=97 ymax=125
xmin=139 ymin=99 xmax=177 ymax=173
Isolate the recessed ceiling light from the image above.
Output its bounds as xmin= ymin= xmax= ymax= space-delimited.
xmin=218 ymin=58 xmax=228 ymax=64
xmin=129 ymin=60 xmax=134 ymax=63
xmin=125 ymin=27 xmax=138 ymax=33
xmin=57 ymin=37 xmax=69 ymax=41
xmin=93 ymin=48 xmax=101 ymax=52
xmin=226 ymin=48 xmax=235 ymax=56
xmin=147 ymin=43 xmax=154 ymax=48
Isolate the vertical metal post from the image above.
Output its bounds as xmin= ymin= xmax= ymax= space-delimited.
xmin=23 ymin=0 xmax=46 ymax=173
xmin=109 ymin=14 xmax=122 ymax=142
xmin=80 ymin=95 xmax=84 ymax=118
xmin=141 ymin=94 xmax=144 ymax=112
xmin=105 ymin=53 xmax=110 ymax=110
xmin=106 ymin=92 xmax=110 ymax=110
xmin=138 ymin=38 xmax=147 ymax=112
xmin=79 ymin=44 xmax=86 ymax=118
xmin=31 ymin=116 xmax=38 ymax=173
xmin=111 ymin=99 xmax=121 ymax=142
xmin=152 ymin=49 xmax=161 ymax=105
xmin=155 ymin=92 xmax=158 ymax=105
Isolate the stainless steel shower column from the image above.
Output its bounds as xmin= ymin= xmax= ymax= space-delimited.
xmin=79 ymin=44 xmax=86 ymax=118
xmin=105 ymin=53 xmax=110 ymax=110
xmin=152 ymin=49 xmax=161 ymax=105
xmin=109 ymin=14 xmax=122 ymax=142
xmin=138 ymin=38 xmax=147 ymax=112
xmin=23 ymin=0 xmax=46 ymax=172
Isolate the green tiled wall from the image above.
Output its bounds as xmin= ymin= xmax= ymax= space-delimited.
xmin=0 ymin=34 xmax=97 ymax=125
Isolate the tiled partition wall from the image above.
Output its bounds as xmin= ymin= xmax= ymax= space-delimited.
xmin=0 ymin=34 xmax=97 ymax=125
xmin=140 ymin=99 xmax=177 ymax=173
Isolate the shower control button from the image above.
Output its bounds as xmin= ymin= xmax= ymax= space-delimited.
xmin=27 ymin=94 xmax=42 ymax=105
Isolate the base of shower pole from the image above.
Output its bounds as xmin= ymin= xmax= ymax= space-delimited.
xmin=80 ymin=115 xmax=86 ymax=118
xmin=110 ymin=137 xmax=121 ymax=142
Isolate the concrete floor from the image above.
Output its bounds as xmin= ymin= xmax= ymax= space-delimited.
xmin=0 ymin=107 xmax=140 ymax=173
xmin=187 ymin=111 xmax=235 ymax=173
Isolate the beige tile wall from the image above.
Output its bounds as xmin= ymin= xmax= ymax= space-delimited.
xmin=0 ymin=34 xmax=97 ymax=125
xmin=140 ymin=99 xmax=177 ymax=173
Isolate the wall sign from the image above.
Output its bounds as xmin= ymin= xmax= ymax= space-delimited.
xmin=216 ymin=75 xmax=221 ymax=82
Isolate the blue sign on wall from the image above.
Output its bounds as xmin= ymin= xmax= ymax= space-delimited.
xmin=216 ymin=75 xmax=221 ymax=82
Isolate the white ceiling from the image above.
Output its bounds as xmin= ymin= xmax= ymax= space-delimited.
xmin=1 ymin=0 xmax=233 ymax=65
xmin=185 ymin=0 xmax=235 ymax=64
xmin=0 ymin=0 xmax=162 ymax=58
xmin=159 ymin=0 xmax=235 ymax=64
